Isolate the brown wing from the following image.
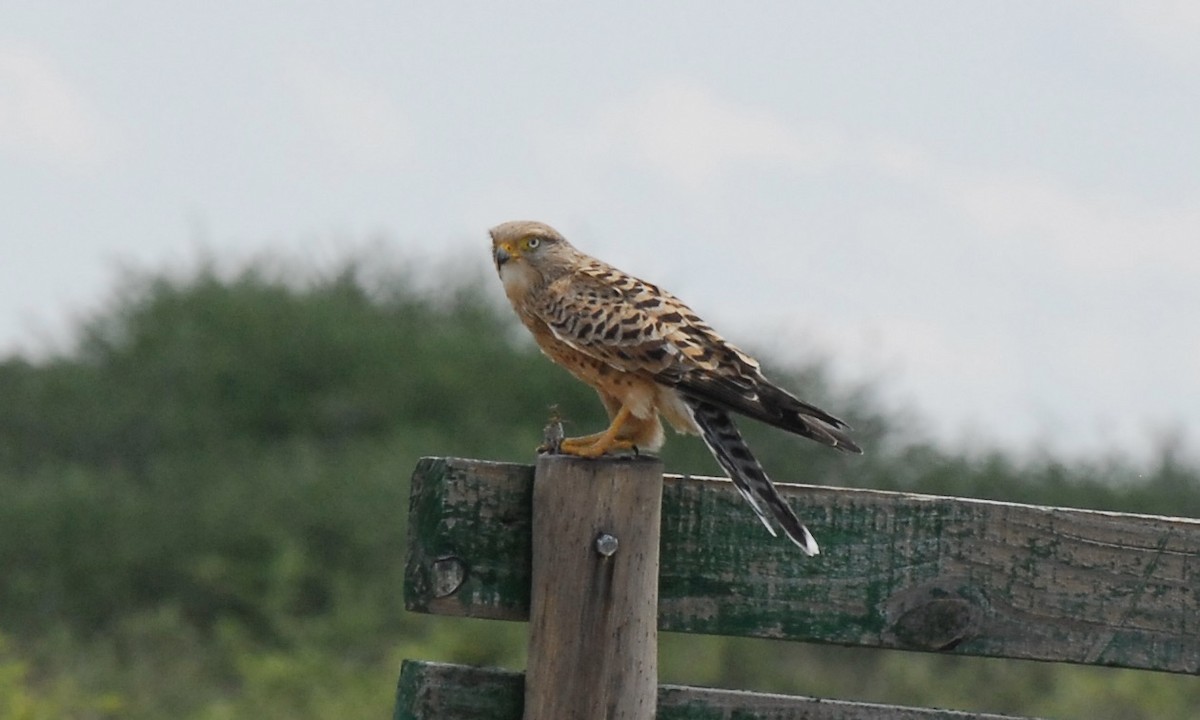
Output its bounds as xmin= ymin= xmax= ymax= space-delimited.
xmin=536 ymin=262 xmax=709 ymax=364
xmin=533 ymin=260 xmax=861 ymax=453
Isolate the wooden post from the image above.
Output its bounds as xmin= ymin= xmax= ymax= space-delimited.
xmin=523 ymin=454 xmax=663 ymax=720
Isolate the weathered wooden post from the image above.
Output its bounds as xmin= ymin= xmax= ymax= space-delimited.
xmin=522 ymin=454 xmax=663 ymax=720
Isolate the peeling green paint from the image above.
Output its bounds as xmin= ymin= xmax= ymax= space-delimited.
xmin=405 ymin=457 xmax=1200 ymax=674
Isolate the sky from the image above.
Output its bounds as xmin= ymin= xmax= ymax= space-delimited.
xmin=3 ymin=3 xmax=1199 ymax=462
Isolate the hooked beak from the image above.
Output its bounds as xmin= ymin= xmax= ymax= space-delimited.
xmin=494 ymin=244 xmax=513 ymax=267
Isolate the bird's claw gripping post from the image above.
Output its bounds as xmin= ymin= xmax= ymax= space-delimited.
xmin=555 ymin=407 xmax=635 ymax=458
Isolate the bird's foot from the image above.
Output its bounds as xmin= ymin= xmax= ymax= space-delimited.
xmin=545 ymin=406 xmax=635 ymax=458
xmin=558 ymin=435 xmax=637 ymax=458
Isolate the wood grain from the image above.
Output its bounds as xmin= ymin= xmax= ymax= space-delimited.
xmin=523 ymin=454 xmax=662 ymax=720
xmin=395 ymin=660 xmax=1039 ymax=720
xmin=405 ymin=457 xmax=1200 ymax=674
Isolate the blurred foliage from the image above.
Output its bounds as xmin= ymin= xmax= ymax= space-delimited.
xmin=0 ymin=632 xmax=124 ymax=720
xmin=0 ymin=254 xmax=1196 ymax=719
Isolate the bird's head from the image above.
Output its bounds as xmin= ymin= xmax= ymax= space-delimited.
xmin=489 ymin=220 xmax=574 ymax=295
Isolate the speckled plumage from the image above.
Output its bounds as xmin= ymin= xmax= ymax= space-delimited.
xmin=489 ymin=220 xmax=860 ymax=555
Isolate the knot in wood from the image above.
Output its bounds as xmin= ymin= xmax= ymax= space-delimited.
xmin=889 ymin=597 xmax=976 ymax=651
xmin=431 ymin=556 xmax=466 ymax=598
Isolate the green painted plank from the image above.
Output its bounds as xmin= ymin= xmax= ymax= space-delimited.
xmin=394 ymin=660 xmax=1039 ymax=720
xmin=404 ymin=457 xmax=1200 ymax=674
xmin=405 ymin=457 xmax=534 ymax=620
xmin=394 ymin=660 xmax=522 ymax=720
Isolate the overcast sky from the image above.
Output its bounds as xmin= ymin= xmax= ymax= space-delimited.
xmin=3 ymin=3 xmax=1199 ymax=461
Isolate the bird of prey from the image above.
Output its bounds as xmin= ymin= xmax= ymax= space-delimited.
xmin=490 ymin=220 xmax=860 ymax=555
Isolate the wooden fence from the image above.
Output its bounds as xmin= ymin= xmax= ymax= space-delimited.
xmin=395 ymin=455 xmax=1200 ymax=719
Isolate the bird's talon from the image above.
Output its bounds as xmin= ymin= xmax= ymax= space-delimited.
xmin=559 ymin=438 xmax=637 ymax=459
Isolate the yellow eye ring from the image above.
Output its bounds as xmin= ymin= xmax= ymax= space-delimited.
xmin=526 ymin=236 xmax=541 ymax=250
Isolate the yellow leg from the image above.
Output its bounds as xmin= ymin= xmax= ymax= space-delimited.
xmin=558 ymin=406 xmax=636 ymax=458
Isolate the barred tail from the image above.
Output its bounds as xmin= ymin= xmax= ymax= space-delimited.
xmin=686 ymin=398 xmax=820 ymax=556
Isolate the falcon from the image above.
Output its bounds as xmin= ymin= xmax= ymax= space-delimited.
xmin=490 ymin=220 xmax=861 ymax=555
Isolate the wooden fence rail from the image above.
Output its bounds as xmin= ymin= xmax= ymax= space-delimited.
xmin=395 ymin=660 xmax=1036 ymax=720
xmin=398 ymin=455 xmax=1200 ymax=719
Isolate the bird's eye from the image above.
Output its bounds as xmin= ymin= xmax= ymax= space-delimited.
xmin=526 ymin=236 xmax=541 ymax=250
